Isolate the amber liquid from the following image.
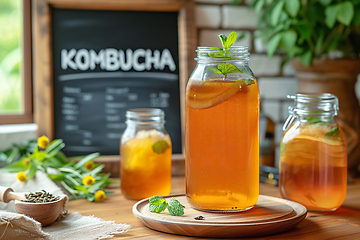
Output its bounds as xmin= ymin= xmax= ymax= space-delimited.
xmin=185 ymin=79 xmax=259 ymax=211
xmin=120 ymin=133 xmax=172 ymax=199
xmin=280 ymin=124 xmax=347 ymax=211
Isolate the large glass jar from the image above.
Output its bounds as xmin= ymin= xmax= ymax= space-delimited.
xmin=120 ymin=108 xmax=172 ymax=199
xmin=185 ymin=46 xmax=259 ymax=212
xmin=280 ymin=93 xmax=347 ymax=211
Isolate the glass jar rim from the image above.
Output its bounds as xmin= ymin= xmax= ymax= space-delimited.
xmin=195 ymin=46 xmax=250 ymax=62
xmin=126 ymin=108 xmax=165 ymax=125
xmin=287 ymin=93 xmax=339 ymax=116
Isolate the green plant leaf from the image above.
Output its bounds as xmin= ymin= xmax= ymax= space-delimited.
xmin=255 ymin=0 xmax=265 ymax=14
xmin=55 ymin=151 xmax=68 ymax=163
xmin=60 ymin=167 xmax=83 ymax=179
xmin=74 ymin=185 xmax=89 ymax=193
xmin=168 ymin=197 xmax=185 ymax=216
xmin=271 ymin=1 xmax=285 ymax=26
xmin=285 ymin=0 xmax=300 ymax=17
xmin=319 ymin=0 xmax=332 ymax=5
xmin=297 ymin=23 xmax=311 ymax=40
xmin=208 ymin=66 xmax=222 ymax=74
xmin=325 ymin=127 xmax=340 ymax=138
xmin=74 ymin=152 xmax=100 ymax=169
xmin=218 ymin=34 xmax=227 ymax=47
xmin=149 ymin=196 xmax=168 ymax=213
xmin=2 ymin=159 xmax=30 ymax=172
xmin=87 ymin=194 xmax=95 ymax=202
xmin=27 ymin=163 xmax=38 ymax=179
xmin=152 ymin=140 xmax=170 ymax=154
xmin=218 ymin=63 xmax=242 ymax=76
xmin=337 ymin=1 xmax=354 ymax=26
xmin=325 ymin=127 xmax=341 ymax=144
xmin=267 ymin=33 xmax=281 ymax=57
xmin=298 ymin=50 xmax=313 ymax=66
xmin=281 ymin=30 xmax=297 ymax=52
xmin=325 ymin=4 xmax=340 ymax=28
xmin=353 ymin=7 xmax=360 ymax=26
xmin=85 ymin=164 xmax=105 ymax=177
xmin=45 ymin=139 xmax=64 ymax=154
xmin=35 ymin=151 xmax=47 ymax=161
xmin=149 ymin=196 xmax=166 ymax=205
xmin=315 ymin=29 xmax=325 ymax=55
xmin=48 ymin=173 xmax=66 ymax=181
xmin=225 ymin=31 xmax=237 ymax=47
xmin=6 ymin=148 xmax=19 ymax=164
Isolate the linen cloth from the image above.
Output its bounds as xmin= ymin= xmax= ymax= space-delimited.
xmin=0 ymin=170 xmax=131 ymax=239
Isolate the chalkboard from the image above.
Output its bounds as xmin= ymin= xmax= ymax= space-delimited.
xmin=32 ymin=0 xmax=195 ymax=158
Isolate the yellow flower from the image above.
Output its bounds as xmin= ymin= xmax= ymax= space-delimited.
xmin=82 ymin=176 xmax=95 ymax=186
xmin=94 ymin=190 xmax=106 ymax=202
xmin=17 ymin=172 xmax=27 ymax=182
xmin=84 ymin=161 xmax=94 ymax=171
xmin=38 ymin=136 xmax=50 ymax=149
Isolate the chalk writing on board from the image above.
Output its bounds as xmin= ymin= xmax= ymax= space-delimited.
xmin=61 ymin=48 xmax=176 ymax=72
xmin=52 ymin=9 xmax=182 ymax=156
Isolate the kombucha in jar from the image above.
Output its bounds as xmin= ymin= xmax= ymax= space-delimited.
xmin=280 ymin=93 xmax=347 ymax=211
xmin=185 ymin=45 xmax=259 ymax=212
xmin=120 ymin=109 xmax=171 ymax=200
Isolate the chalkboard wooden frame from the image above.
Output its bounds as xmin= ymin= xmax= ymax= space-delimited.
xmin=32 ymin=0 xmax=195 ymax=165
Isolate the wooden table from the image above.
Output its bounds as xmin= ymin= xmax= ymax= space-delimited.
xmin=67 ymin=177 xmax=360 ymax=239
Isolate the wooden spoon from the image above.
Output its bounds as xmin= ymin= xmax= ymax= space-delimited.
xmin=0 ymin=186 xmax=66 ymax=226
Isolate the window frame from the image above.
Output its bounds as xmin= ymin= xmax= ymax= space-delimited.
xmin=0 ymin=0 xmax=33 ymax=125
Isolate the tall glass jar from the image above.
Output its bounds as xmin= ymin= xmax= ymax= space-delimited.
xmin=120 ymin=108 xmax=172 ymax=199
xmin=280 ymin=93 xmax=347 ymax=211
xmin=185 ymin=46 xmax=259 ymax=212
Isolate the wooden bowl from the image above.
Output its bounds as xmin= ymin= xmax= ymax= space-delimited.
xmin=15 ymin=196 xmax=66 ymax=226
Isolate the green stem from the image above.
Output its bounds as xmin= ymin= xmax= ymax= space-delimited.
xmin=60 ymin=181 xmax=77 ymax=195
xmin=320 ymin=24 xmax=344 ymax=54
xmin=59 ymin=167 xmax=83 ymax=179
xmin=65 ymin=175 xmax=81 ymax=186
xmin=305 ymin=39 xmax=316 ymax=53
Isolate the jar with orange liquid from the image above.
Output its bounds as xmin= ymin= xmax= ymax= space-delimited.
xmin=185 ymin=46 xmax=259 ymax=212
xmin=120 ymin=108 xmax=172 ymax=199
xmin=280 ymin=93 xmax=347 ymax=211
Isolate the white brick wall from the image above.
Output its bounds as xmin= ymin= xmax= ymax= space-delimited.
xmin=222 ymin=6 xmax=258 ymax=29
xmin=262 ymin=101 xmax=281 ymax=122
xmin=253 ymin=31 xmax=267 ymax=53
xmin=195 ymin=5 xmax=221 ymax=28
xmin=199 ymin=29 xmax=252 ymax=50
xmin=258 ymin=77 xmax=297 ymax=99
xmin=249 ymin=54 xmax=282 ymax=76
xmin=282 ymin=62 xmax=296 ymax=76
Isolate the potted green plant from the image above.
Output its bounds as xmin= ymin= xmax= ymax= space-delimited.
xmin=251 ymin=0 xmax=360 ymax=177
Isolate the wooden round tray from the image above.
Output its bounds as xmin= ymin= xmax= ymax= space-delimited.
xmin=133 ymin=194 xmax=307 ymax=238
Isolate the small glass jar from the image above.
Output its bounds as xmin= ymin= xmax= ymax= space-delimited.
xmin=186 ymin=46 xmax=259 ymax=212
xmin=120 ymin=108 xmax=172 ymax=199
xmin=280 ymin=93 xmax=347 ymax=211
